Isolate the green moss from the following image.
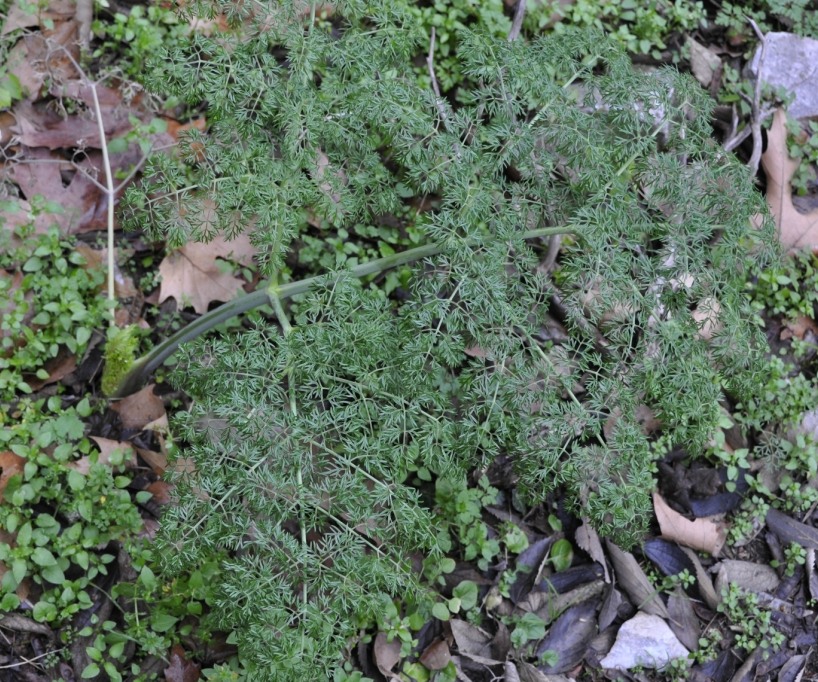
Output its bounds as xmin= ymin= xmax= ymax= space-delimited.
xmin=101 ymin=325 xmax=140 ymax=397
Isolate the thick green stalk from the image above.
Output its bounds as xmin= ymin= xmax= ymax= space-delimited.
xmin=111 ymin=227 xmax=571 ymax=398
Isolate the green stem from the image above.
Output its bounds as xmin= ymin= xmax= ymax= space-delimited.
xmin=111 ymin=226 xmax=573 ymax=398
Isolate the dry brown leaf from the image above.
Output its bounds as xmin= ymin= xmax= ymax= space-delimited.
xmin=66 ymin=438 xmax=136 ymax=475
xmin=158 ymin=233 xmax=256 ymax=313
xmin=164 ymin=644 xmax=200 ymax=682
xmin=111 ymin=384 xmax=166 ymax=430
xmin=653 ymin=492 xmax=726 ymax=556
xmin=692 ymin=296 xmax=722 ymax=340
xmin=0 ymin=451 xmax=26 ymax=502
xmin=762 ymin=108 xmax=818 ymax=249
xmin=605 ymin=540 xmax=670 ymax=618
xmin=450 ymin=619 xmax=495 ymax=660
xmin=667 ymin=585 xmax=699 ymax=651
xmin=25 ymin=350 xmax=77 ymax=391
xmin=7 ymin=147 xmax=112 ymax=233
xmin=575 ymin=518 xmax=610 ymax=583
xmin=314 ymin=149 xmax=346 ymax=206
xmin=6 ymin=21 xmax=80 ymax=98
xmin=713 ymin=559 xmax=780 ymax=595
xmin=766 ymin=507 xmax=818 ymax=549
xmin=420 ymin=639 xmax=451 ymax=671
xmin=2 ymin=0 xmax=77 ymax=33
xmin=12 ymin=85 xmax=133 ymax=149
xmin=781 ymin=315 xmax=818 ymax=341
xmin=146 ymin=480 xmax=173 ymax=505
xmin=0 ymin=613 xmax=52 ymax=635
xmin=75 ymin=244 xmax=138 ymax=297
xmin=136 ymin=447 xmax=168 ymax=476
xmin=679 ymin=547 xmax=720 ymax=610
xmin=373 ymin=632 xmax=402 ymax=680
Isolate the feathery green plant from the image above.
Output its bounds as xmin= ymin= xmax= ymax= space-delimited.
xmin=122 ymin=1 xmax=777 ymax=677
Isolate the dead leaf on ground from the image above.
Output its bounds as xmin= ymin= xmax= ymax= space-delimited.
xmin=111 ymin=384 xmax=165 ymax=430
xmin=605 ymin=540 xmax=670 ymax=618
xmin=450 ymin=619 xmax=496 ymax=661
xmin=667 ymin=585 xmax=699 ymax=651
xmin=679 ymin=547 xmax=720 ymax=610
xmin=692 ymin=296 xmax=722 ymax=340
xmin=8 ymin=147 xmax=113 ymax=234
xmin=2 ymin=0 xmax=77 ymax=34
xmin=11 ymin=85 xmax=133 ymax=149
xmin=158 ymin=232 xmax=256 ymax=313
xmin=25 ymin=350 xmax=77 ymax=391
xmin=517 ymin=661 xmax=572 ymax=682
xmin=575 ymin=518 xmax=610 ymax=583
xmin=0 ymin=451 xmax=26 ymax=502
xmin=314 ymin=149 xmax=347 ymax=207
xmin=5 ymin=20 xmax=80 ymax=99
xmin=145 ymin=480 xmax=173 ymax=505
xmin=67 ymin=438 xmax=136 ymax=474
xmin=0 ymin=612 xmax=52 ymax=635
xmin=766 ymin=507 xmax=818 ymax=549
xmin=653 ymin=491 xmax=726 ymax=556
xmin=536 ymin=599 xmax=597 ymax=673
xmin=762 ymin=108 xmax=818 ymax=249
xmin=373 ymin=632 xmax=402 ymax=680
xmin=164 ymin=644 xmax=200 ymax=682
xmin=526 ymin=579 xmax=606 ymax=627
xmin=420 ymin=639 xmax=451 ymax=671
xmin=780 ymin=315 xmax=818 ymax=341
xmin=713 ymin=560 xmax=780 ymax=595
xmin=136 ymin=447 xmax=168 ymax=476
xmin=75 ymin=244 xmax=137 ymax=297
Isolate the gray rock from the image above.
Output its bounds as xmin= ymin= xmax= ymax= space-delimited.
xmin=599 ymin=612 xmax=689 ymax=671
xmin=752 ymin=33 xmax=818 ymax=119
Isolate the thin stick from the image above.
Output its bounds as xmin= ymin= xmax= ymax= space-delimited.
xmin=747 ymin=18 xmax=767 ymax=175
xmin=47 ymin=45 xmax=156 ymax=324
xmin=53 ymin=47 xmax=119 ymax=317
xmin=0 ymin=648 xmax=65 ymax=669
xmin=426 ymin=28 xmax=447 ymax=122
xmin=508 ymin=0 xmax=526 ymax=42
xmin=89 ymin=84 xmax=116 ymax=314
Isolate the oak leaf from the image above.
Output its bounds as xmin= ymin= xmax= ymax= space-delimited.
xmin=762 ymin=108 xmax=818 ymax=249
xmin=158 ymin=233 xmax=255 ymax=313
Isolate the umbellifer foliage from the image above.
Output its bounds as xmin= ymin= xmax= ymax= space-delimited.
xmin=131 ymin=1 xmax=777 ymax=677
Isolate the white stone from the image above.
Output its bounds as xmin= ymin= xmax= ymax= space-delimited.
xmin=599 ymin=612 xmax=689 ymax=671
xmin=752 ymin=33 xmax=818 ymax=120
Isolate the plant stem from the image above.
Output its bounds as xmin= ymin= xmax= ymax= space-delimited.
xmin=88 ymin=80 xmax=117 ymax=317
xmin=111 ymin=226 xmax=573 ymax=398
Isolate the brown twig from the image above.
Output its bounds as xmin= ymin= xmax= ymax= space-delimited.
xmin=507 ymin=0 xmax=526 ymax=42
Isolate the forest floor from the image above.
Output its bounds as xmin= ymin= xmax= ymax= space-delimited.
xmin=1 ymin=1 xmax=818 ymax=681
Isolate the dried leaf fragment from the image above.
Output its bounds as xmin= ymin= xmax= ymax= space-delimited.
xmin=653 ymin=492 xmax=726 ymax=556
xmin=762 ymin=109 xmax=818 ymax=249
xmin=111 ymin=384 xmax=166 ymax=430
xmin=606 ymin=540 xmax=669 ymax=618
xmin=158 ymin=233 xmax=256 ymax=313
xmin=766 ymin=507 xmax=818 ymax=549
